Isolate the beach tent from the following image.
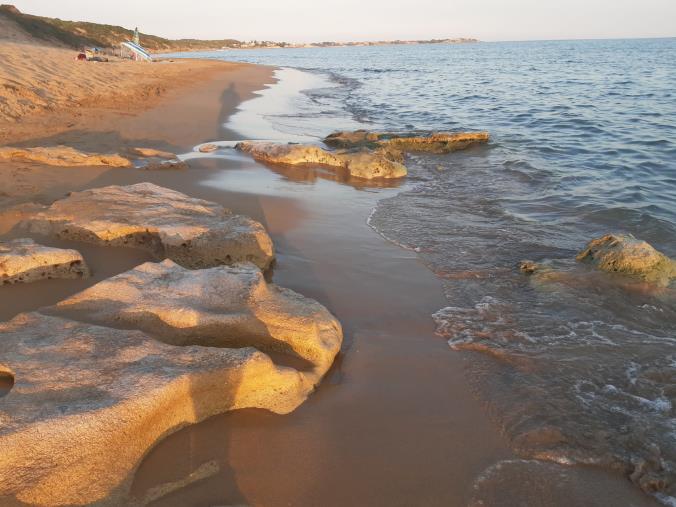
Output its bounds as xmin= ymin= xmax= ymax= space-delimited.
xmin=120 ymin=40 xmax=152 ymax=61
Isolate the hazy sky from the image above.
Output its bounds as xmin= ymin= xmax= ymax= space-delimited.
xmin=10 ymin=0 xmax=676 ymax=42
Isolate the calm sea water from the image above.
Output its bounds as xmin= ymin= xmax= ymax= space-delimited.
xmin=168 ymin=39 xmax=676 ymax=503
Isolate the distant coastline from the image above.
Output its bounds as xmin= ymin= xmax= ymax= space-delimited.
xmin=0 ymin=5 xmax=477 ymax=53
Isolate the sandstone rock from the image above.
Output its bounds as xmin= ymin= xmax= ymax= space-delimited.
xmin=324 ymin=130 xmax=490 ymax=154
xmin=236 ymin=141 xmax=407 ymax=180
xmin=199 ymin=143 xmax=219 ymax=153
xmin=0 ymin=145 xmax=132 ymax=167
xmin=0 ymin=238 xmax=89 ymax=284
xmin=0 ymin=312 xmax=318 ymax=506
xmin=17 ymin=182 xmax=274 ymax=270
xmin=130 ymin=147 xmax=178 ymax=159
xmin=49 ymin=259 xmax=343 ymax=379
xmin=139 ymin=159 xmax=189 ymax=170
xmin=576 ymin=233 xmax=676 ymax=286
xmin=0 ymin=259 xmax=342 ymax=506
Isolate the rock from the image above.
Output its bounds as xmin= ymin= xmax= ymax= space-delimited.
xmin=0 ymin=259 xmax=341 ymax=505
xmin=199 ymin=143 xmax=219 ymax=153
xmin=49 ymin=259 xmax=343 ymax=379
xmin=130 ymin=147 xmax=178 ymax=159
xmin=324 ymin=130 xmax=490 ymax=154
xmin=139 ymin=159 xmax=189 ymax=170
xmin=518 ymin=260 xmax=539 ymax=274
xmin=0 ymin=145 xmax=132 ymax=167
xmin=0 ymin=310 xmax=325 ymax=506
xmin=17 ymin=182 xmax=274 ymax=270
xmin=0 ymin=238 xmax=89 ymax=284
xmin=236 ymin=141 xmax=407 ymax=180
xmin=576 ymin=233 xmax=676 ymax=286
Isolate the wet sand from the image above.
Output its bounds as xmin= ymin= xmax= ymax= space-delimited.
xmin=0 ymin=61 xmax=660 ymax=506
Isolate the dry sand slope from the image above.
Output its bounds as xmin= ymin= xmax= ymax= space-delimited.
xmin=0 ymin=41 xmax=240 ymax=142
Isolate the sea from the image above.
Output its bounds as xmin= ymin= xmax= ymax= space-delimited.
xmin=164 ymin=39 xmax=676 ymax=504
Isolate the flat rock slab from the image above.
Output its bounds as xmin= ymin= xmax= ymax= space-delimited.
xmin=0 ymin=238 xmax=89 ymax=284
xmin=236 ymin=141 xmax=407 ymax=180
xmin=324 ymin=130 xmax=490 ymax=153
xmin=0 ymin=261 xmax=342 ymax=506
xmin=0 ymin=313 xmax=311 ymax=506
xmin=17 ymin=182 xmax=274 ymax=270
xmin=0 ymin=145 xmax=132 ymax=167
xmin=49 ymin=259 xmax=343 ymax=378
xmin=577 ymin=233 xmax=675 ymax=286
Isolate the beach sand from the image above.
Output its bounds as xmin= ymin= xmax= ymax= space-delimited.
xmin=0 ymin=45 xmax=660 ymax=506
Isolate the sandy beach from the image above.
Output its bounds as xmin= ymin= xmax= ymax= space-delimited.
xmin=0 ymin=35 xmax=667 ymax=507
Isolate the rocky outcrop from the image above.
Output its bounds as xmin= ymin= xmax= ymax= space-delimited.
xmin=17 ymin=182 xmax=274 ymax=270
xmin=324 ymin=130 xmax=490 ymax=154
xmin=576 ymin=233 xmax=675 ymax=286
xmin=236 ymin=141 xmax=407 ymax=180
xmin=49 ymin=259 xmax=342 ymax=378
xmin=0 ymin=314 xmax=314 ymax=506
xmin=0 ymin=238 xmax=89 ymax=284
xmin=0 ymin=145 xmax=132 ymax=167
xmin=0 ymin=261 xmax=342 ymax=506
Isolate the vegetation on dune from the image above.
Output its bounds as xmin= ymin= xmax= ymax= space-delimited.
xmin=0 ymin=4 xmax=241 ymax=51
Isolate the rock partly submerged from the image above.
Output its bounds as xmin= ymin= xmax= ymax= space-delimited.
xmin=576 ymin=233 xmax=675 ymax=286
xmin=0 ymin=260 xmax=342 ymax=506
xmin=324 ymin=130 xmax=490 ymax=154
xmin=16 ymin=182 xmax=274 ymax=270
xmin=236 ymin=141 xmax=408 ymax=180
xmin=0 ymin=238 xmax=89 ymax=284
xmin=0 ymin=145 xmax=132 ymax=168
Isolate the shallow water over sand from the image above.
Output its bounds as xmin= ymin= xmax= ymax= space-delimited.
xmin=166 ymin=40 xmax=676 ymax=504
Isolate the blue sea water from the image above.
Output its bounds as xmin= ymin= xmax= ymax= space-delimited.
xmin=167 ymin=39 xmax=676 ymax=503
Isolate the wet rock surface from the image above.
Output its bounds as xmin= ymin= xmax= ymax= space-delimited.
xmin=16 ymin=182 xmax=275 ymax=270
xmin=0 ymin=259 xmax=342 ymax=506
xmin=0 ymin=238 xmax=89 ymax=284
xmin=323 ymin=130 xmax=490 ymax=154
xmin=577 ymin=233 xmax=675 ymax=286
xmin=236 ymin=141 xmax=408 ymax=180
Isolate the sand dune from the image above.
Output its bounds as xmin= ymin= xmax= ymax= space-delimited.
xmin=0 ymin=41 xmax=237 ymax=141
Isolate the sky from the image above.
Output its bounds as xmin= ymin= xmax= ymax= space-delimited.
xmin=9 ymin=0 xmax=676 ymax=42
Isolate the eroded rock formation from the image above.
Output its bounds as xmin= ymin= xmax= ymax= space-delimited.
xmin=0 ymin=145 xmax=132 ymax=167
xmin=49 ymin=259 xmax=342 ymax=377
xmin=17 ymin=182 xmax=274 ymax=269
xmin=236 ymin=141 xmax=408 ymax=180
xmin=0 ymin=238 xmax=89 ymax=284
xmin=576 ymin=233 xmax=675 ymax=286
xmin=324 ymin=130 xmax=490 ymax=154
xmin=0 ymin=260 xmax=342 ymax=506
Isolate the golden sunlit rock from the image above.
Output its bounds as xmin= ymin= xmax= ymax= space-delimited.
xmin=0 ymin=238 xmax=89 ymax=284
xmin=17 ymin=182 xmax=275 ymax=270
xmin=0 ymin=260 xmax=342 ymax=506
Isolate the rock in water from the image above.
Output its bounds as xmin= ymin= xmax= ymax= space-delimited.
xmin=236 ymin=141 xmax=407 ymax=180
xmin=17 ymin=182 xmax=274 ymax=270
xmin=323 ymin=130 xmax=490 ymax=154
xmin=576 ymin=233 xmax=676 ymax=286
xmin=0 ymin=261 xmax=342 ymax=506
xmin=0 ymin=238 xmax=89 ymax=284
xmin=0 ymin=145 xmax=132 ymax=167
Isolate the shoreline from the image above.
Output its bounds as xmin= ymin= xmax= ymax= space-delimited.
xmin=0 ymin=54 xmax=662 ymax=506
